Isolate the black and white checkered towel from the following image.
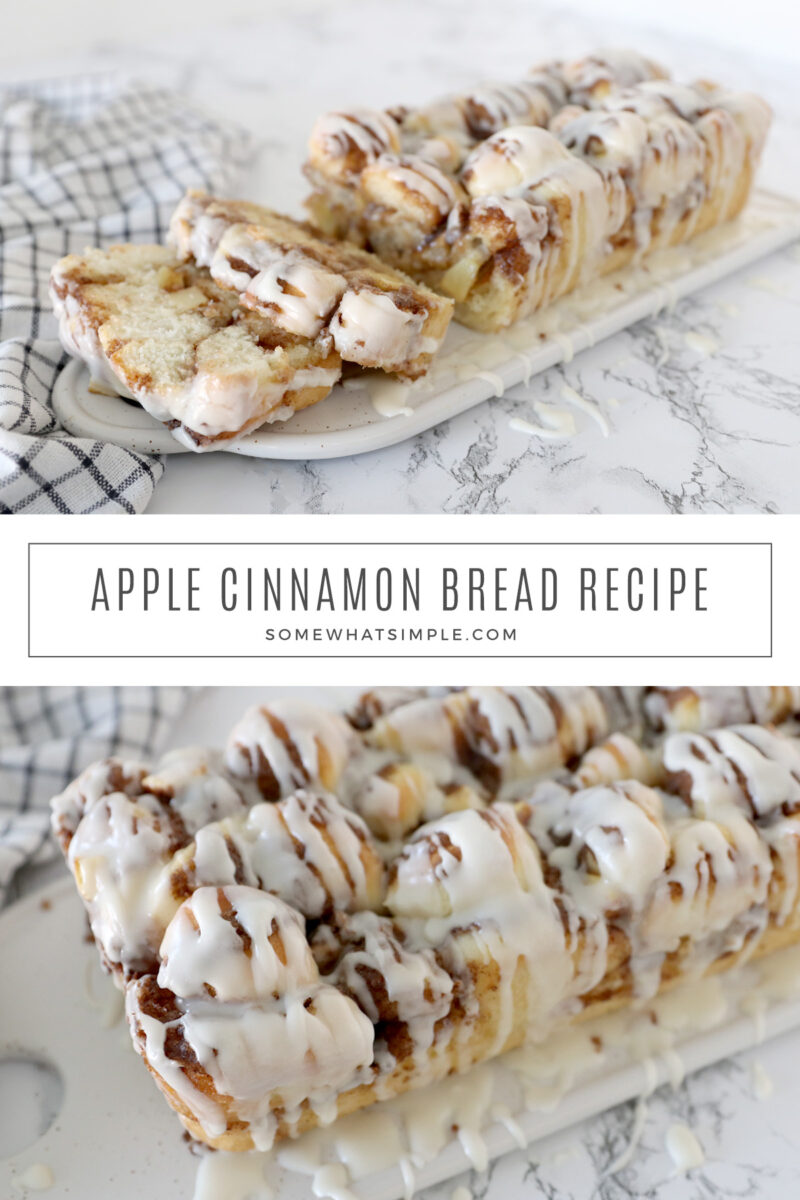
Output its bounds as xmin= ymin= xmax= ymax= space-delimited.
xmin=0 ymin=76 xmax=254 ymax=513
xmin=0 ymin=686 xmax=191 ymax=905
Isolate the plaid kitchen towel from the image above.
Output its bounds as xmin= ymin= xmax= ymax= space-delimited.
xmin=0 ymin=76 xmax=254 ymax=513
xmin=0 ymin=686 xmax=191 ymax=904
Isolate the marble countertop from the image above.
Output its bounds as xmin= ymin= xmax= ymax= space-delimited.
xmin=13 ymin=0 xmax=800 ymax=514
xmin=433 ymin=1028 xmax=800 ymax=1200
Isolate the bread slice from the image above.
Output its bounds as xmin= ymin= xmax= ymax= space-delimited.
xmin=170 ymin=190 xmax=453 ymax=380
xmin=50 ymin=244 xmax=342 ymax=450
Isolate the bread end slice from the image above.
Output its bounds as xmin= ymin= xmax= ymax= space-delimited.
xmin=50 ymin=243 xmax=341 ymax=450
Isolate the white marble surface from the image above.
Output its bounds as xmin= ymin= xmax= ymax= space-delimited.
xmin=13 ymin=0 xmax=800 ymax=514
xmin=428 ymin=1032 xmax=800 ymax=1200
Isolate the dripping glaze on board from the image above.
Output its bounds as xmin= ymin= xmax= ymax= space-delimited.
xmin=189 ymin=939 xmax=800 ymax=1200
xmin=356 ymin=192 xmax=794 ymax=432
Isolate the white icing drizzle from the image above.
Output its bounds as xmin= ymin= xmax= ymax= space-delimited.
xmin=526 ymin=780 xmax=669 ymax=921
xmin=368 ymin=378 xmax=415 ymax=418
xmin=662 ymin=723 xmax=800 ymax=819
xmin=552 ymin=332 xmax=574 ymax=362
xmin=748 ymin=274 xmax=791 ymax=297
xmin=345 ymin=756 xmax=483 ymax=844
xmin=404 ymin=75 xmax=563 ymax=149
xmin=194 ymin=1151 xmax=274 ymax=1200
xmin=665 ymin=1123 xmax=705 ymax=1172
xmin=311 ymin=1163 xmax=358 ymax=1200
xmin=473 ymin=369 xmax=505 ymax=395
xmin=213 ymin=227 xmax=347 ymax=340
xmin=51 ymin=757 xmax=148 ymax=846
xmin=155 ymin=362 xmax=341 ymax=448
xmin=325 ymin=910 xmax=453 ymax=1052
xmin=11 ymin=1165 xmax=55 ymax=1192
xmin=163 ymin=789 xmax=383 ymax=921
xmin=559 ymin=384 xmax=610 ymax=436
xmin=308 ymin=110 xmax=401 ymax=180
xmin=562 ymin=49 xmax=664 ymax=101
xmin=367 ymin=687 xmax=614 ymax=790
xmin=645 ymin=686 xmax=800 ymax=734
xmin=653 ymin=324 xmax=671 ymax=367
xmin=465 ymin=79 xmax=557 ymax=134
xmin=509 ymin=407 xmax=577 ymax=440
xmin=386 ymin=803 xmax=575 ymax=1060
xmin=170 ymin=190 xmax=234 ymax=265
xmin=662 ymin=724 xmax=800 ymax=927
xmin=572 ymin=731 xmax=657 ymax=790
xmin=60 ymin=748 xmax=251 ymax=975
xmin=332 ymin=290 xmax=427 ymax=371
xmin=460 ymin=126 xmax=610 ymax=303
xmin=684 ymin=330 xmax=720 ymax=355
xmin=461 ymin=123 xmax=585 ymax=192
xmin=226 ymin=701 xmax=354 ymax=799
xmin=388 ymin=804 xmax=546 ymax=920
xmin=515 ymin=352 xmax=534 ymax=385
xmin=603 ymin=1095 xmax=649 ymax=1176
xmin=751 ymin=1058 xmax=773 ymax=1100
xmin=487 ymin=1106 xmax=523 ymax=1152
xmin=642 ymin=797 xmax=770 ymax=955
xmin=364 ymin=153 xmax=459 ymax=221
xmin=158 ymin=885 xmax=317 ymax=1001
xmin=129 ymin=887 xmax=375 ymax=1149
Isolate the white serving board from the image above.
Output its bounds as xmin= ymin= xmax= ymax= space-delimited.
xmin=4 ymin=877 xmax=800 ymax=1200
xmin=51 ymin=189 xmax=800 ymax=461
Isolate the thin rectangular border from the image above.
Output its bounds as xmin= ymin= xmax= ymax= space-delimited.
xmin=27 ymin=541 xmax=773 ymax=659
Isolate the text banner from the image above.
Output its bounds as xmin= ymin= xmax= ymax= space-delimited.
xmin=28 ymin=540 xmax=771 ymax=659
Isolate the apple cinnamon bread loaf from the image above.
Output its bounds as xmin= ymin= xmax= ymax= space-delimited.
xmin=53 ymin=686 xmax=800 ymax=1152
xmin=304 ymin=53 xmax=770 ymax=331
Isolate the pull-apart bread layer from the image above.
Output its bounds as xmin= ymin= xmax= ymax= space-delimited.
xmin=304 ymin=50 xmax=770 ymax=331
xmin=170 ymin=190 xmax=453 ymax=380
xmin=53 ymin=687 xmax=800 ymax=1154
xmin=49 ymin=244 xmax=342 ymax=450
